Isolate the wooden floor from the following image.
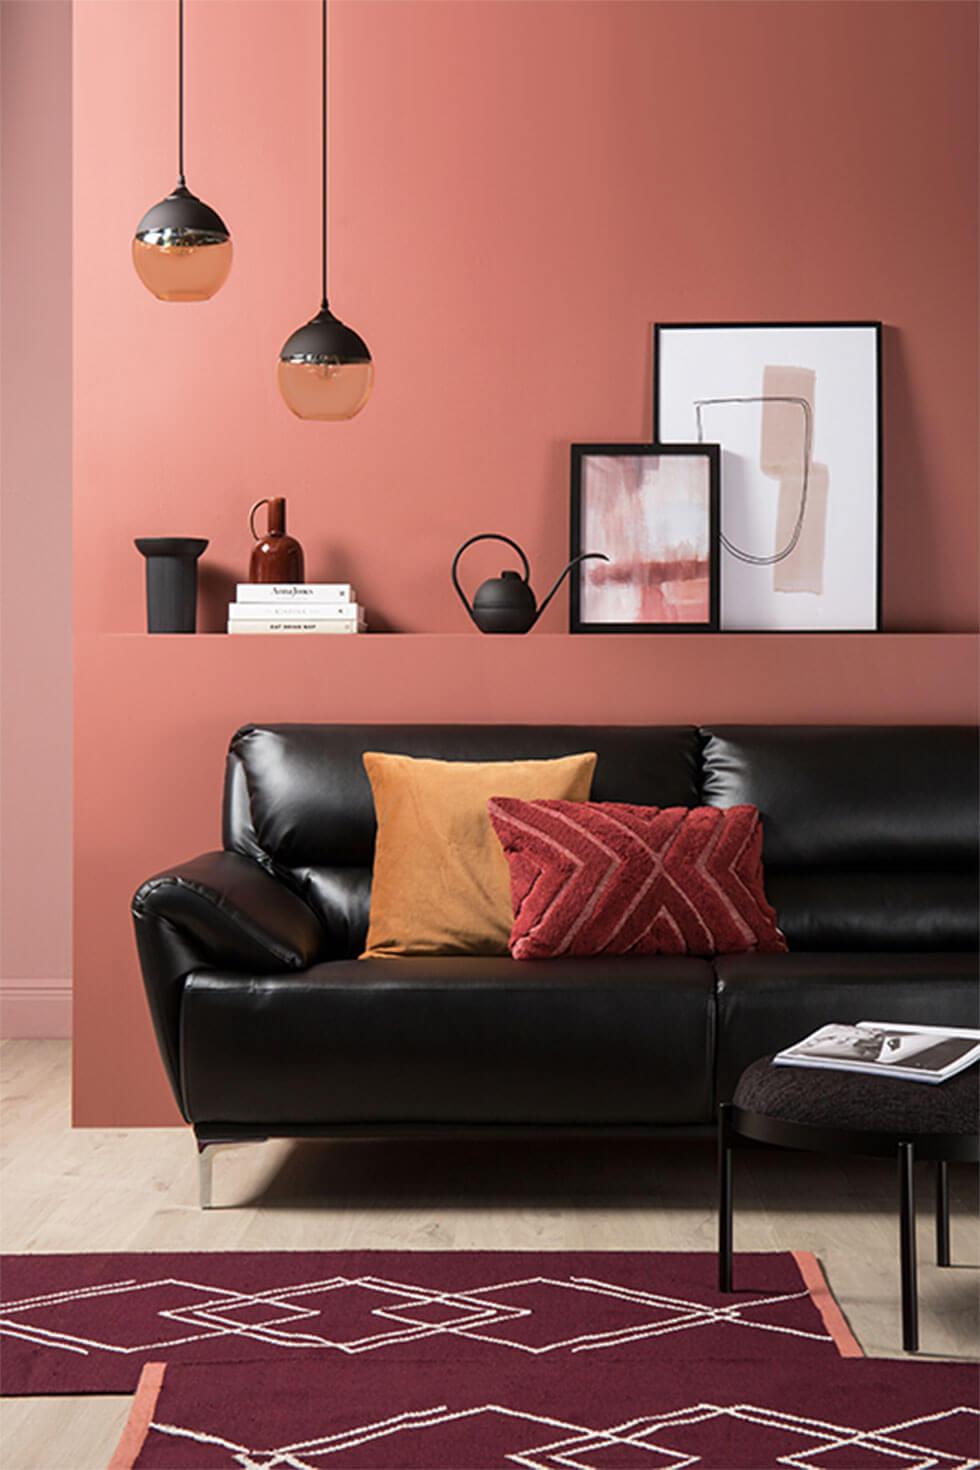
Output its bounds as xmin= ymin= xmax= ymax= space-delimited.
xmin=1 ymin=1040 xmax=977 ymax=1469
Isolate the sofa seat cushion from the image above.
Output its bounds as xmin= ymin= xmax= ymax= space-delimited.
xmin=715 ymin=953 xmax=979 ymax=1102
xmin=180 ymin=957 xmax=716 ymax=1127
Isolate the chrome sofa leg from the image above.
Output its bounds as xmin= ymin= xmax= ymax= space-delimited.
xmin=197 ymin=1142 xmax=220 ymax=1210
xmin=194 ymin=1137 xmax=266 ymax=1209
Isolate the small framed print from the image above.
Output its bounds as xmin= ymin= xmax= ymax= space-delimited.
xmin=654 ymin=322 xmax=882 ymax=631
xmin=570 ymin=443 xmax=720 ymax=633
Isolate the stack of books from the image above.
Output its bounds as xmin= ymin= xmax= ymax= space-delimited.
xmin=227 ymin=584 xmax=367 ymax=635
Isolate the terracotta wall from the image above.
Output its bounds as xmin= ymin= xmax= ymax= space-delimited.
xmin=75 ymin=0 xmax=978 ymax=637
xmin=72 ymin=1 xmax=979 ymax=1124
xmin=1 ymin=0 xmax=73 ymax=1038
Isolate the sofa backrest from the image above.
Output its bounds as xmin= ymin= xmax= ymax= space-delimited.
xmin=224 ymin=722 xmax=978 ymax=958
xmin=701 ymin=726 xmax=978 ymax=951
xmin=224 ymin=724 xmax=700 ymax=958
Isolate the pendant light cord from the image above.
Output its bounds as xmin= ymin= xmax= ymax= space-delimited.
xmin=321 ymin=0 xmax=329 ymax=308
xmin=177 ymin=0 xmax=186 ymax=186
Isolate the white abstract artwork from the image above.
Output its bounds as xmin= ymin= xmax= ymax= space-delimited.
xmin=655 ymin=323 xmax=880 ymax=630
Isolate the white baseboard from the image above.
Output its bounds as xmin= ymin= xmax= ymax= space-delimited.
xmin=0 ymin=982 xmax=72 ymax=1038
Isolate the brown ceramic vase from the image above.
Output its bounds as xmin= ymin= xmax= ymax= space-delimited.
xmin=248 ymin=497 xmax=305 ymax=583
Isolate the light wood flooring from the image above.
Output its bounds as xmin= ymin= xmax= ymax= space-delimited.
xmin=1 ymin=1040 xmax=977 ymax=1469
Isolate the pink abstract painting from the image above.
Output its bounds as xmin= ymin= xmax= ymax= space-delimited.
xmin=580 ymin=453 xmax=712 ymax=625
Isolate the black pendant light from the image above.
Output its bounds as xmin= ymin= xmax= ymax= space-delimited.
xmin=132 ymin=0 xmax=232 ymax=302
xmin=278 ymin=0 xmax=373 ymax=420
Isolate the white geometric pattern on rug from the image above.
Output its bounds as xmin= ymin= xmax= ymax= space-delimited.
xmin=0 ymin=1272 xmax=829 ymax=1357
xmin=143 ymin=1401 xmax=980 ymax=1470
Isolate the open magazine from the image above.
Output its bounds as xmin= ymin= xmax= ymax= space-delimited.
xmin=774 ymin=1022 xmax=980 ymax=1084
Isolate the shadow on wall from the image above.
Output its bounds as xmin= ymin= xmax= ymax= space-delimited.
xmin=198 ymin=563 xmax=237 ymax=634
xmin=305 ymin=538 xmax=400 ymax=631
xmin=882 ymin=326 xmax=941 ymax=632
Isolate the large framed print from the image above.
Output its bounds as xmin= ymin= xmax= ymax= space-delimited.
xmin=570 ymin=443 xmax=720 ymax=633
xmin=654 ymin=322 xmax=881 ymax=631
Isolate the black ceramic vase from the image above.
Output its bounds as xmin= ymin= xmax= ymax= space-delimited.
xmin=135 ymin=538 xmax=208 ymax=633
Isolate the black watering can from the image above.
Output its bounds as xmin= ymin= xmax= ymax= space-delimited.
xmin=452 ymin=534 xmax=609 ymax=634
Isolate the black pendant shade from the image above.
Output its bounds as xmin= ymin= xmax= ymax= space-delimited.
xmin=132 ymin=0 xmax=232 ymax=302
xmin=277 ymin=0 xmax=373 ymax=420
xmin=135 ymin=183 xmax=230 ymax=244
xmin=279 ymin=303 xmax=371 ymax=367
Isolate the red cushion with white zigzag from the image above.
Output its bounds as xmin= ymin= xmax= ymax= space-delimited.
xmin=487 ymin=799 xmax=787 ymax=961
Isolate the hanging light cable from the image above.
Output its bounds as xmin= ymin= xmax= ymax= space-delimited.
xmin=277 ymin=0 xmax=374 ymax=420
xmin=132 ymin=0 xmax=232 ymax=302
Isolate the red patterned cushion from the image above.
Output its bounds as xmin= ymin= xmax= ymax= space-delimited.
xmin=487 ymin=799 xmax=787 ymax=960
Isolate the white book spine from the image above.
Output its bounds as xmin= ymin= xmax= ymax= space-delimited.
xmin=227 ymin=619 xmax=365 ymax=635
xmin=235 ymin=583 xmax=355 ymax=603
xmin=228 ymin=602 xmax=361 ymax=620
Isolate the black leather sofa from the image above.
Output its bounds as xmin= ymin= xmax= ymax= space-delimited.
xmin=132 ymin=724 xmax=979 ymax=1206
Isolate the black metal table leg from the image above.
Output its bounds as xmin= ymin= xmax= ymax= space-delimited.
xmin=898 ymin=1141 xmax=918 ymax=1352
xmin=718 ymin=1103 xmax=734 ymax=1292
xmin=936 ymin=1159 xmax=951 ymax=1267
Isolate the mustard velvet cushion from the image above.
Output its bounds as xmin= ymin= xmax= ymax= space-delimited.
xmin=361 ymin=751 xmax=597 ymax=957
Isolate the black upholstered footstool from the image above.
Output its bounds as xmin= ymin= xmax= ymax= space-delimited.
xmin=718 ymin=1057 xmax=979 ymax=1352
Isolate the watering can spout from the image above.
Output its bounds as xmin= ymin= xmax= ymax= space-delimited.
xmin=533 ymin=552 xmax=610 ymax=625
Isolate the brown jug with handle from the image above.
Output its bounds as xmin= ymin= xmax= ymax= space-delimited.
xmin=248 ymin=497 xmax=305 ymax=583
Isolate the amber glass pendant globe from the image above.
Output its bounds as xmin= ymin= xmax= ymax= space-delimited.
xmin=278 ymin=303 xmax=373 ymax=420
xmin=277 ymin=360 xmax=374 ymax=421
xmin=132 ymin=0 xmax=231 ymax=302
xmin=133 ymin=185 xmax=232 ymax=302
xmin=276 ymin=0 xmax=373 ymax=421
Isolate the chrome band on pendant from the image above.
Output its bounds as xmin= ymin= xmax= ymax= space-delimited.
xmin=136 ymin=227 xmax=229 ymax=248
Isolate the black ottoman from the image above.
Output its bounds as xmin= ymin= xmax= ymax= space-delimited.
xmin=718 ymin=1057 xmax=979 ymax=1352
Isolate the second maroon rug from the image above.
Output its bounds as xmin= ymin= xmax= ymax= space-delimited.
xmin=113 ymin=1355 xmax=978 ymax=1469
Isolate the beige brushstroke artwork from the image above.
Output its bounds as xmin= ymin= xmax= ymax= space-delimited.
xmin=761 ymin=365 xmax=828 ymax=594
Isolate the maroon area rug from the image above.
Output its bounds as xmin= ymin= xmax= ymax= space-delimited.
xmin=113 ymin=1355 xmax=978 ymax=1469
xmin=0 ymin=1250 xmax=857 ymax=1396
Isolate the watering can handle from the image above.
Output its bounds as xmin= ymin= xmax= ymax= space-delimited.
xmin=451 ymin=534 xmax=531 ymax=615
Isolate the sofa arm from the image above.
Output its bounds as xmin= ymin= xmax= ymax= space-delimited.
xmin=132 ymin=851 xmax=324 ymax=1114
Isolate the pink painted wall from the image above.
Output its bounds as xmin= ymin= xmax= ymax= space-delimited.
xmin=74 ymin=0 xmax=978 ymax=638
xmin=1 ymin=0 xmax=73 ymax=1038
xmin=72 ymin=1 xmax=979 ymax=1123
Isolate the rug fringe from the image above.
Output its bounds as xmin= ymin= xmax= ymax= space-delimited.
xmin=107 ymin=1361 xmax=166 ymax=1470
xmin=792 ymin=1250 xmax=863 ymax=1358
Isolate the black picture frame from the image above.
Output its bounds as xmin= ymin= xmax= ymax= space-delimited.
xmin=570 ymin=442 xmax=721 ymax=634
xmin=653 ymin=321 xmax=883 ymax=633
